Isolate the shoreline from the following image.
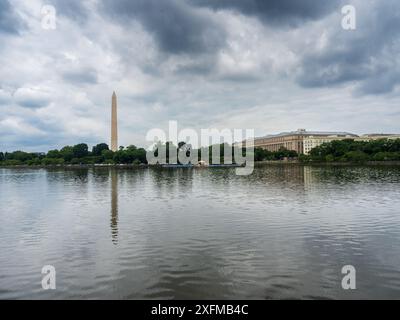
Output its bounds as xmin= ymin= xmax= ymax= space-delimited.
xmin=255 ymin=160 xmax=400 ymax=166
xmin=1 ymin=161 xmax=400 ymax=170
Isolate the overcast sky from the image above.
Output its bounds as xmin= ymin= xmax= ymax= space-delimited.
xmin=1 ymin=0 xmax=400 ymax=151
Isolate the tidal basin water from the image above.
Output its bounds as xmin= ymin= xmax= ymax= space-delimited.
xmin=1 ymin=165 xmax=400 ymax=299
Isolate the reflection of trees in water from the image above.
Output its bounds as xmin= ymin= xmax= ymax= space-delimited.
xmin=91 ymin=168 xmax=110 ymax=184
xmin=67 ymin=168 xmax=89 ymax=183
xmin=46 ymin=169 xmax=90 ymax=198
xmin=149 ymin=168 xmax=194 ymax=197
xmin=111 ymin=169 xmax=118 ymax=245
xmin=250 ymin=164 xmax=306 ymax=185
xmin=120 ymin=168 xmax=147 ymax=188
xmin=304 ymin=165 xmax=400 ymax=186
xmin=46 ymin=168 xmax=89 ymax=183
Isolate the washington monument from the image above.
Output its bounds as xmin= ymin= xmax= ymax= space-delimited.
xmin=111 ymin=91 xmax=118 ymax=152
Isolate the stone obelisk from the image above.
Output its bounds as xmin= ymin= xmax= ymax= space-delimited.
xmin=111 ymin=91 xmax=118 ymax=152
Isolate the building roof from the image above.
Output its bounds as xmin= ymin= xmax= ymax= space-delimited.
xmin=361 ymin=133 xmax=400 ymax=137
xmin=256 ymin=129 xmax=358 ymax=140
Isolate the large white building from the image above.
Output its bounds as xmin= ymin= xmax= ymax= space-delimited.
xmin=303 ymin=134 xmax=400 ymax=154
xmin=303 ymin=135 xmax=356 ymax=154
xmin=238 ymin=129 xmax=400 ymax=155
xmin=243 ymin=129 xmax=358 ymax=154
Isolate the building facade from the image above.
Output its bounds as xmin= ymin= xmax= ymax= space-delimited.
xmin=251 ymin=129 xmax=358 ymax=155
xmin=303 ymin=135 xmax=357 ymax=154
xmin=237 ymin=130 xmax=400 ymax=155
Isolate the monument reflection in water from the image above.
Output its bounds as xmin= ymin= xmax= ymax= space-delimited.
xmin=110 ymin=169 xmax=119 ymax=245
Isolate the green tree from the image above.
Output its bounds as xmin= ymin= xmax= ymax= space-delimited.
xmin=102 ymin=149 xmax=114 ymax=161
xmin=7 ymin=151 xmax=34 ymax=162
xmin=254 ymin=148 xmax=271 ymax=161
xmin=47 ymin=149 xmax=61 ymax=159
xmin=373 ymin=152 xmax=391 ymax=161
xmin=126 ymin=145 xmax=137 ymax=151
xmin=92 ymin=143 xmax=109 ymax=156
xmin=325 ymin=154 xmax=335 ymax=162
xmin=60 ymin=146 xmax=74 ymax=162
xmin=42 ymin=158 xmax=65 ymax=166
xmin=72 ymin=143 xmax=89 ymax=158
xmin=26 ymin=158 xmax=42 ymax=166
xmin=344 ymin=151 xmax=369 ymax=163
xmin=3 ymin=160 xmax=22 ymax=166
xmin=304 ymin=139 xmax=400 ymax=163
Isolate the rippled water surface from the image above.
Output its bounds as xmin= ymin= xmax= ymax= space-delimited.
xmin=1 ymin=165 xmax=400 ymax=299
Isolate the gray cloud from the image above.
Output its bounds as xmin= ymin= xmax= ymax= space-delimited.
xmin=0 ymin=88 xmax=11 ymax=105
xmin=49 ymin=0 xmax=89 ymax=23
xmin=62 ymin=68 xmax=98 ymax=85
xmin=0 ymin=0 xmax=23 ymax=34
xmin=297 ymin=0 xmax=400 ymax=95
xmin=189 ymin=0 xmax=342 ymax=27
xmin=14 ymin=87 xmax=51 ymax=109
xmin=102 ymin=0 xmax=226 ymax=55
xmin=15 ymin=100 xmax=49 ymax=109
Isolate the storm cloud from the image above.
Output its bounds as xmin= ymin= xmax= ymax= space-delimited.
xmin=297 ymin=0 xmax=400 ymax=95
xmin=48 ymin=0 xmax=89 ymax=23
xmin=62 ymin=68 xmax=99 ymax=85
xmin=0 ymin=0 xmax=24 ymax=34
xmin=102 ymin=0 xmax=226 ymax=54
xmin=189 ymin=0 xmax=343 ymax=26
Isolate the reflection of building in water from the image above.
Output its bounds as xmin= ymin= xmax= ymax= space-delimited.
xmin=270 ymin=165 xmax=319 ymax=189
xmin=276 ymin=165 xmax=305 ymax=183
xmin=303 ymin=166 xmax=318 ymax=190
xmin=110 ymin=169 xmax=118 ymax=244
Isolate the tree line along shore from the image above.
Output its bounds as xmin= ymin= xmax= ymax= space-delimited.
xmin=1 ymin=139 xmax=400 ymax=167
xmin=0 ymin=142 xmax=291 ymax=167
